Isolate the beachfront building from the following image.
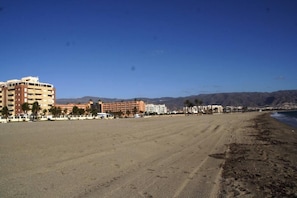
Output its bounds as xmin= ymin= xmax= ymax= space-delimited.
xmin=55 ymin=100 xmax=104 ymax=115
xmin=103 ymin=100 xmax=145 ymax=117
xmin=184 ymin=105 xmax=223 ymax=114
xmin=55 ymin=103 xmax=90 ymax=115
xmin=0 ymin=76 xmax=55 ymax=116
xmin=54 ymin=99 xmax=145 ymax=117
xmin=145 ymin=104 xmax=168 ymax=115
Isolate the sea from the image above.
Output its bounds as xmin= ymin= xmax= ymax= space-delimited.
xmin=271 ymin=111 xmax=297 ymax=128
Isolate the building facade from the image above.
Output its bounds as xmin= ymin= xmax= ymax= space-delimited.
xmin=54 ymin=100 xmax=145 ymax=117
xmin=55 ymin=100 xmax=104 ymax=115
xmin=145 ymin=104 xmax=168 ymax=114
xmin=184 ymin=105 xmax=224 ymax=114
xmin=0 ymin=76 xmax=55 ymax=116
xmin=55 ymin=103 xmax=90 ymax=115
xmin=103 ymin=100 xmax=145 ymax=116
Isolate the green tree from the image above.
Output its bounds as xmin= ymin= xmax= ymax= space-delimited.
xmin=31 ymin=101 xmax=41 ymax=118
xmin=91 ymin=108 xmax=98 ymax=117
xmin=78 ymin=108 xmax=85 ymax=115
xmin=133 ymin=107 xmax=137 ymax=115
xmin=72 ymin=106 xmax=79 ymax=116
xmin=184 ymin=100 xmax=190 ymax=115
xmin=21 ymin=102 xmax=31 ymax=115
xmin=85 ymin=106 xmax=91 ymax=115
xmin=63 ymin=108 xmax=68 ymax=116
xmin=1 ymin=106 xmax=10 ymax=119
xmin=126 ymin=110 xmax=131 ymax=117
xmin=49 ymin=106 xmax=62 ymax=117
xmin=43 ymin=109 xmax=47 ymax=116
xmin=118 ymin=110 xmax=123 ymax=118
xmin=57 ymin=107 xmax=62 ymax=116
xmin=189 ymin=102 xmax=194 ymax=114
xmin=194 ymin=99 xmax=203 ymax=115
xmin=49 ymin=106 xmax=60 ymax=117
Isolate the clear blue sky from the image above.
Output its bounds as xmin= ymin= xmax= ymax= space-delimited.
xmin=0 ymin=0 xmax=296 ymax=99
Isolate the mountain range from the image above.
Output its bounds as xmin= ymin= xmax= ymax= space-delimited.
xmin=56 ymin=90 xmax=297 ymax=110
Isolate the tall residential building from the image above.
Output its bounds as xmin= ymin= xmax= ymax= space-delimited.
xmin=0 ymin=76 xmax=55 ymax=116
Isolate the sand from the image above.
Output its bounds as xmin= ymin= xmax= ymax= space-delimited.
xmin=0 ymin=112 xmax=296 ymax=197
xmin=220 ymin=113 xmax=297 ymax=197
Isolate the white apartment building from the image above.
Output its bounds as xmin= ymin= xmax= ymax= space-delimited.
xmin=0 ymin=76 xmax=55 ymax=116
xmin=145 ymin=104 xmax=167 ymax=115
xmin=184 ymin=105 xmax=223 ymax=114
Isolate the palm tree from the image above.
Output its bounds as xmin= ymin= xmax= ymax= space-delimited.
xmin=133 ymin=107 xmax=138 ymax=115
xmin=78 ymin=108 xmax=85 ymax=116
xmin=31 ymin=101 xmax=41 ymax=119
xmin=72 ymin=106 xmax=79 ymax=116
xmin=63 ymin=108 xmax=68 ymax=116
xmin=57 ymin=107 xmax=62 ymax=116
xmin=184 ymin=100 xmax=190 ymax=115
xmin=21 ymin=102 xmax=30 ymax=115
xmin=194 ymin=99 xmax=203 ymax=115
xmin=43 ymin=109 xmax=47 ymax=116
xmin=1 ymin=106 xmax=10 ymax=119
xmin=189 ymin=102 xmax=194 ymax=115
xmin=49 ymin=106 xmax=58 ymax=117
xmin=91 ymin=108 xmax=98 ymax=117
xmin=119 ymin=110 xmax=124 ymax=118
xmin=126 ymin=110 xmax=131 ymax=117
xmin=85 ymin=106 xmax=91 ymax=115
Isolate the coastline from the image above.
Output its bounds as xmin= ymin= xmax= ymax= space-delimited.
xmin=271 ymin=110 xmax=297 ymax=128
xmin=220 ymin=113 xmax=297 ymax=197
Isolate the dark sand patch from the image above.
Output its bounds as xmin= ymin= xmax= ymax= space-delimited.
xmin=220 ymin=113 xmax=297 ymax=197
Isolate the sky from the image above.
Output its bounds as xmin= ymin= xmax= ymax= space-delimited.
xmin=0 ymin=0 xmax=296 ymax=99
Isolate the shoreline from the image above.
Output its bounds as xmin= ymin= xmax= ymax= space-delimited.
xmin=220 ymin=113 xmax=297 ymax=197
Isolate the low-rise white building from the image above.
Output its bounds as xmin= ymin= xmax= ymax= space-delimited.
xmin=184 ymin=105 xmax=223 ymax=114
xmin=145 ymin=104 xmax=167 ymax=115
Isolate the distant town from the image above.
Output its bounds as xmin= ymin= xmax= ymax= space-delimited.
xmin=1 ymin=76 xmax=296 ymax=122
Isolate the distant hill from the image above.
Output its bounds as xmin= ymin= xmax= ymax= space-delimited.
xmin=56 ymin=90 xmax=297 ymax=110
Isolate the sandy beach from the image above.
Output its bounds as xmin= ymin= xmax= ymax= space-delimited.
xmin=1 ymin=112 xmax=296 ymax=197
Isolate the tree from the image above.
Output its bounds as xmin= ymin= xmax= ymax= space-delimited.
xmin=118 ymin=110 xmax=123 ymax=118
xmin=63 ymin=108 xmax=68 ymax=116
xmin=133 ymin=107 xmax=137 ymax=115
xmin=72 ymin=106 xmax=79 ymax=116
xmin=194 ymin=99 xmax=203 ymax=115
xmin=91 ymin=108 xmax=98 ymax=117
xmin=78 ymin=108 xmax=85 ymax=115
xmin=57 ymin=107 xmax=62 ymax=116
xmin=49 ymin=106 xmax=62 ymax=117
xmin=184 ymin=100 xmax=190 ymax=115
xmin=31 ymin=101 xmax=41 ymax=118
xmin=1 ymin=106 xmax=10 ymax=119
xmin=189 ymin=102 xmax=194 ymax=114
xmin=21 ymin=102 xmax=30 ymax=115
xmin=49 ymin=106 xmax=58 ymax=117
xmin=43 ymin=109 xmax=47 ymax=116
xmin=126 ymin=110 xmax=131 ymax=117
xmin=85 ymin=106 xmax=91 ymax=115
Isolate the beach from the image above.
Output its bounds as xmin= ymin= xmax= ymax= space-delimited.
xmin=0 ymin=112 xmax=296 ymax=197
xmin=220 ymin=113 xmax=297 ymax=197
